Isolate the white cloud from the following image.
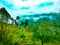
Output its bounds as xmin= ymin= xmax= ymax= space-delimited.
xmin=0 ymin=0 xmax=60 ymax=19
xmin=3 ymin=0 xmax=57 ymax=8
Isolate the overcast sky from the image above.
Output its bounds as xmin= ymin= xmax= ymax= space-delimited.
xmin=0 ymin=0 xmax=60 ymax=19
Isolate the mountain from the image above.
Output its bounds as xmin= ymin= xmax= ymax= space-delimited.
xmin=17 ymin=13 xmax=60 ymax=25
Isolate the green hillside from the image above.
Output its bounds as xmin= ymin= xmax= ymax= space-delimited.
xmin=0 ymin=7 xmax=60 ymax=45
xmin=0 ymin=21 xmax=60 ymax=45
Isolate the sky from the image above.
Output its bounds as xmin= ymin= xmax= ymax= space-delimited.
xmin=0 ymin=0 xmax=60 ymax=19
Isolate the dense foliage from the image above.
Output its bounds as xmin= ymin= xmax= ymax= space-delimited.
xmin=0 ymin=20 xmax=60 ymax=45
xmin=0 ymin=7 xmax=60 ymax=45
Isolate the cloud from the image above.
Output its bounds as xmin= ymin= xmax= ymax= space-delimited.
xmin=37 ymin=2 xmax=54 ymax=7
xmin=1 ymin=0 xmax=55 ymax=9
xmin=0 ymin=0 xmax=60 ymax=19
xmin=20 ymin=6 xmax=30 ymax=10
xmin=0 ymin=0 xmax=14 ymax=9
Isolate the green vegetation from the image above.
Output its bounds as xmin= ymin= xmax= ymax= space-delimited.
xmin=0 ymin=7 xmax=60 ymax=45
xmin=0 ymin=21 xmax=60 ymax=45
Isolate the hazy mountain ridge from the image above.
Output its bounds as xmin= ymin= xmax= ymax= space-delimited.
xmin=17 ymin=13 xmax=60 ymax=25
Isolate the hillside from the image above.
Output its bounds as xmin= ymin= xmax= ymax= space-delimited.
xmin=17 ymin=13 xmax=60 ymax=25
xmin=0 ymin=21 xmax=60 ymax=45
xmin=0 ymin=7 xmax=60 ymax=45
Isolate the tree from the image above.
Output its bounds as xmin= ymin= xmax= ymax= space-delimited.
xmin=0 ymin=7 xmax=11 ymax=24
xmin=16 ymin=16 xmax=20 ymax=26
xmin=24 ymin=19 xmax=28 ymax=27
xmin=16 ymin=16 xmax=20 ymax=20
xmin=27 ymin=21 xmax=57 ymax=45
xmin=14 ymin=20 xmax=18 ymax=25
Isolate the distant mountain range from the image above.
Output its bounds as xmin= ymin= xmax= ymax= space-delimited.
xmin=17 ymin=13 xmax=60 ymax=25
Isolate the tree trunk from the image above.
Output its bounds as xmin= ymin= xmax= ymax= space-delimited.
xmin=41 ymin=39 xmax=43 ymax=45
xmin=41 ymin=33 xmax=44 ymax=45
